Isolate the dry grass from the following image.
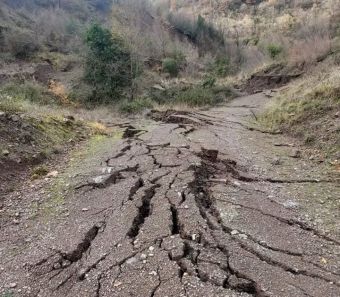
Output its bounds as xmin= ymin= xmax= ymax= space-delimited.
xmin=259 ymin=63 xmax=340 ymax=155
xmin=288 ymin=35 xmax=332 ymax=65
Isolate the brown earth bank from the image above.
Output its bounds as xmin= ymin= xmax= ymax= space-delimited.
xmin=0 ymin=93 xmax=339 ymax=297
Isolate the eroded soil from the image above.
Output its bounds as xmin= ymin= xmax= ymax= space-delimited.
xmin=0 ymin=93 xmax=339 ymax=297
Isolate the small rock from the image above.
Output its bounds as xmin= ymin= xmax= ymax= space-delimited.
xmin=140 ymin=254 xmax=147 ymax=260
xmin=152 ymin=84 xmax=165 ymax=91
xmin=62 ymin=260 xmax=71 ymax=268
xmin=149 ymin=271 xmax=157 ymax=276
xmin=231 ymin=230 xmax=239 ymax=235
xmin=10 ymin=115 xmax=20 ymax=122
xmin=283 ymin=200 xmax=299 ymax=209
xmin=0 ymin=111 xmax=6 ymax=117
xmin=126 ymin=257 xmax=137 ymax=265
xmin=66 ymin=115 xmax=75 ymax=121
xmin=149 ymin=246 xmax=155 ymax=252
xmin=170 ymin=248 xmax=185 ymax=261
xmin=2 ymin=149 xmax=10 ymax=156
xmin=290 ymin=149 xmax=301 ymax=158
xmin=113 ymin=281 xmax=122 ymax=287
xmin=264 ymin=90 xmax=274 ymax=97
xmin=239 ymin=234 xmax=248 ymax=240
xmin=9 ymin=282 xmax=17 ymax=288
xmin=13 ymin=219 xmax=20 ymax=225
xmin=53 ymin=262 xmax=62 ymax=270
xmin=81 ymin=208 xmax=89 ymax=212
xmin=47 ymin=171 xmax=59 ymax=178
xmin=271 ymin=157 xmax=282 ymax=165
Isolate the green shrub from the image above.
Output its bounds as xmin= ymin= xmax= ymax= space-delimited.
xmin=162 ymin=57 xmax=180 ymax=77
xmin=119 ymin=98 xmax=154 ymax=114
xmin=84 ymin=23 xmax=135 ymax=103
xmin=267 ymin=44 xmax=283 ymax=59
xmin=212 ymin=56 xmax=230 ymax=77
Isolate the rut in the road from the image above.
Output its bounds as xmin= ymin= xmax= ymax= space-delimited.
xmin=16 ymin=115 xmax=340 ymax=297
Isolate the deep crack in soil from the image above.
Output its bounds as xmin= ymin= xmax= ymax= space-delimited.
xmin=0 ymin=93 xmax=339 ymax=297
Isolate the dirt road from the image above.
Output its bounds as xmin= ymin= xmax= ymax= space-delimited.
xmin=1 ymin=93 xmax=339 ymax=297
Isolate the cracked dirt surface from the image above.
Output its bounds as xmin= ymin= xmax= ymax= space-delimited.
xmin=0 ymin=93 xmax=339 ymax=297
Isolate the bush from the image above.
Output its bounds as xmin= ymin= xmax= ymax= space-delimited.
xmin=162 ymin=58 xmax=180 ymax=77
xmin=84 ymin=23 xmax=135 ymax=103
xmin=267 ymin=44 xmax=283 ymax=59
xmin=119 ymin=98 xmax=154 ymax=114
xmin=212 ymin=57 xmax=230 ymax=77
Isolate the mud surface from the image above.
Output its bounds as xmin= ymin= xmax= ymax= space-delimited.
xmin=0 ymin=93 xmax=339 ymax=297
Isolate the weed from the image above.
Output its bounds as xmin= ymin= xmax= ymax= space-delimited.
xmin=267 ymin=44 xmax=283 ymax=59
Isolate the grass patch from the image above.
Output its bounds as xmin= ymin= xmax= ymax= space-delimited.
xmin=260 ymin=82 xmax=339 ymax=129
xmin=259 ymin=68 xmax=340 ymax=156
xmin=149 ymin=84 xmax=233 ymax=107
xmin=0 ymin=82 xmax=58 ymax=112
xmin=174 ymin=87 xmax=222 ymax=106
xmin=39 ymin=130 xmax=124 ymax=220
xmin=119 ymin=98 xmax=154 ymax=114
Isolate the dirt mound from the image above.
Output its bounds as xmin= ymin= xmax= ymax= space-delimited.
xmin=243 ymin=64 xmax=304 ymax=93
xmin=0 ymin=112 xmax=86 ymax=195
xmin=0 ymin=62 xmax=53 ymax=85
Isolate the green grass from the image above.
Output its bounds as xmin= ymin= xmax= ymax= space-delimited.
xmin=119 ymin=98 xmax=154 ymax=114
xmin=149 ymin=84 xmax=233 ymax=107
xmin=174 ymin=86 xmax=223 ymax=107
xmin=260 ymin=83 xmax=339 ymax=130
xmin=0 ymin=82 xmax=58 ymax=112
xmin=259 ymin=71 xmax=340 ymax=156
